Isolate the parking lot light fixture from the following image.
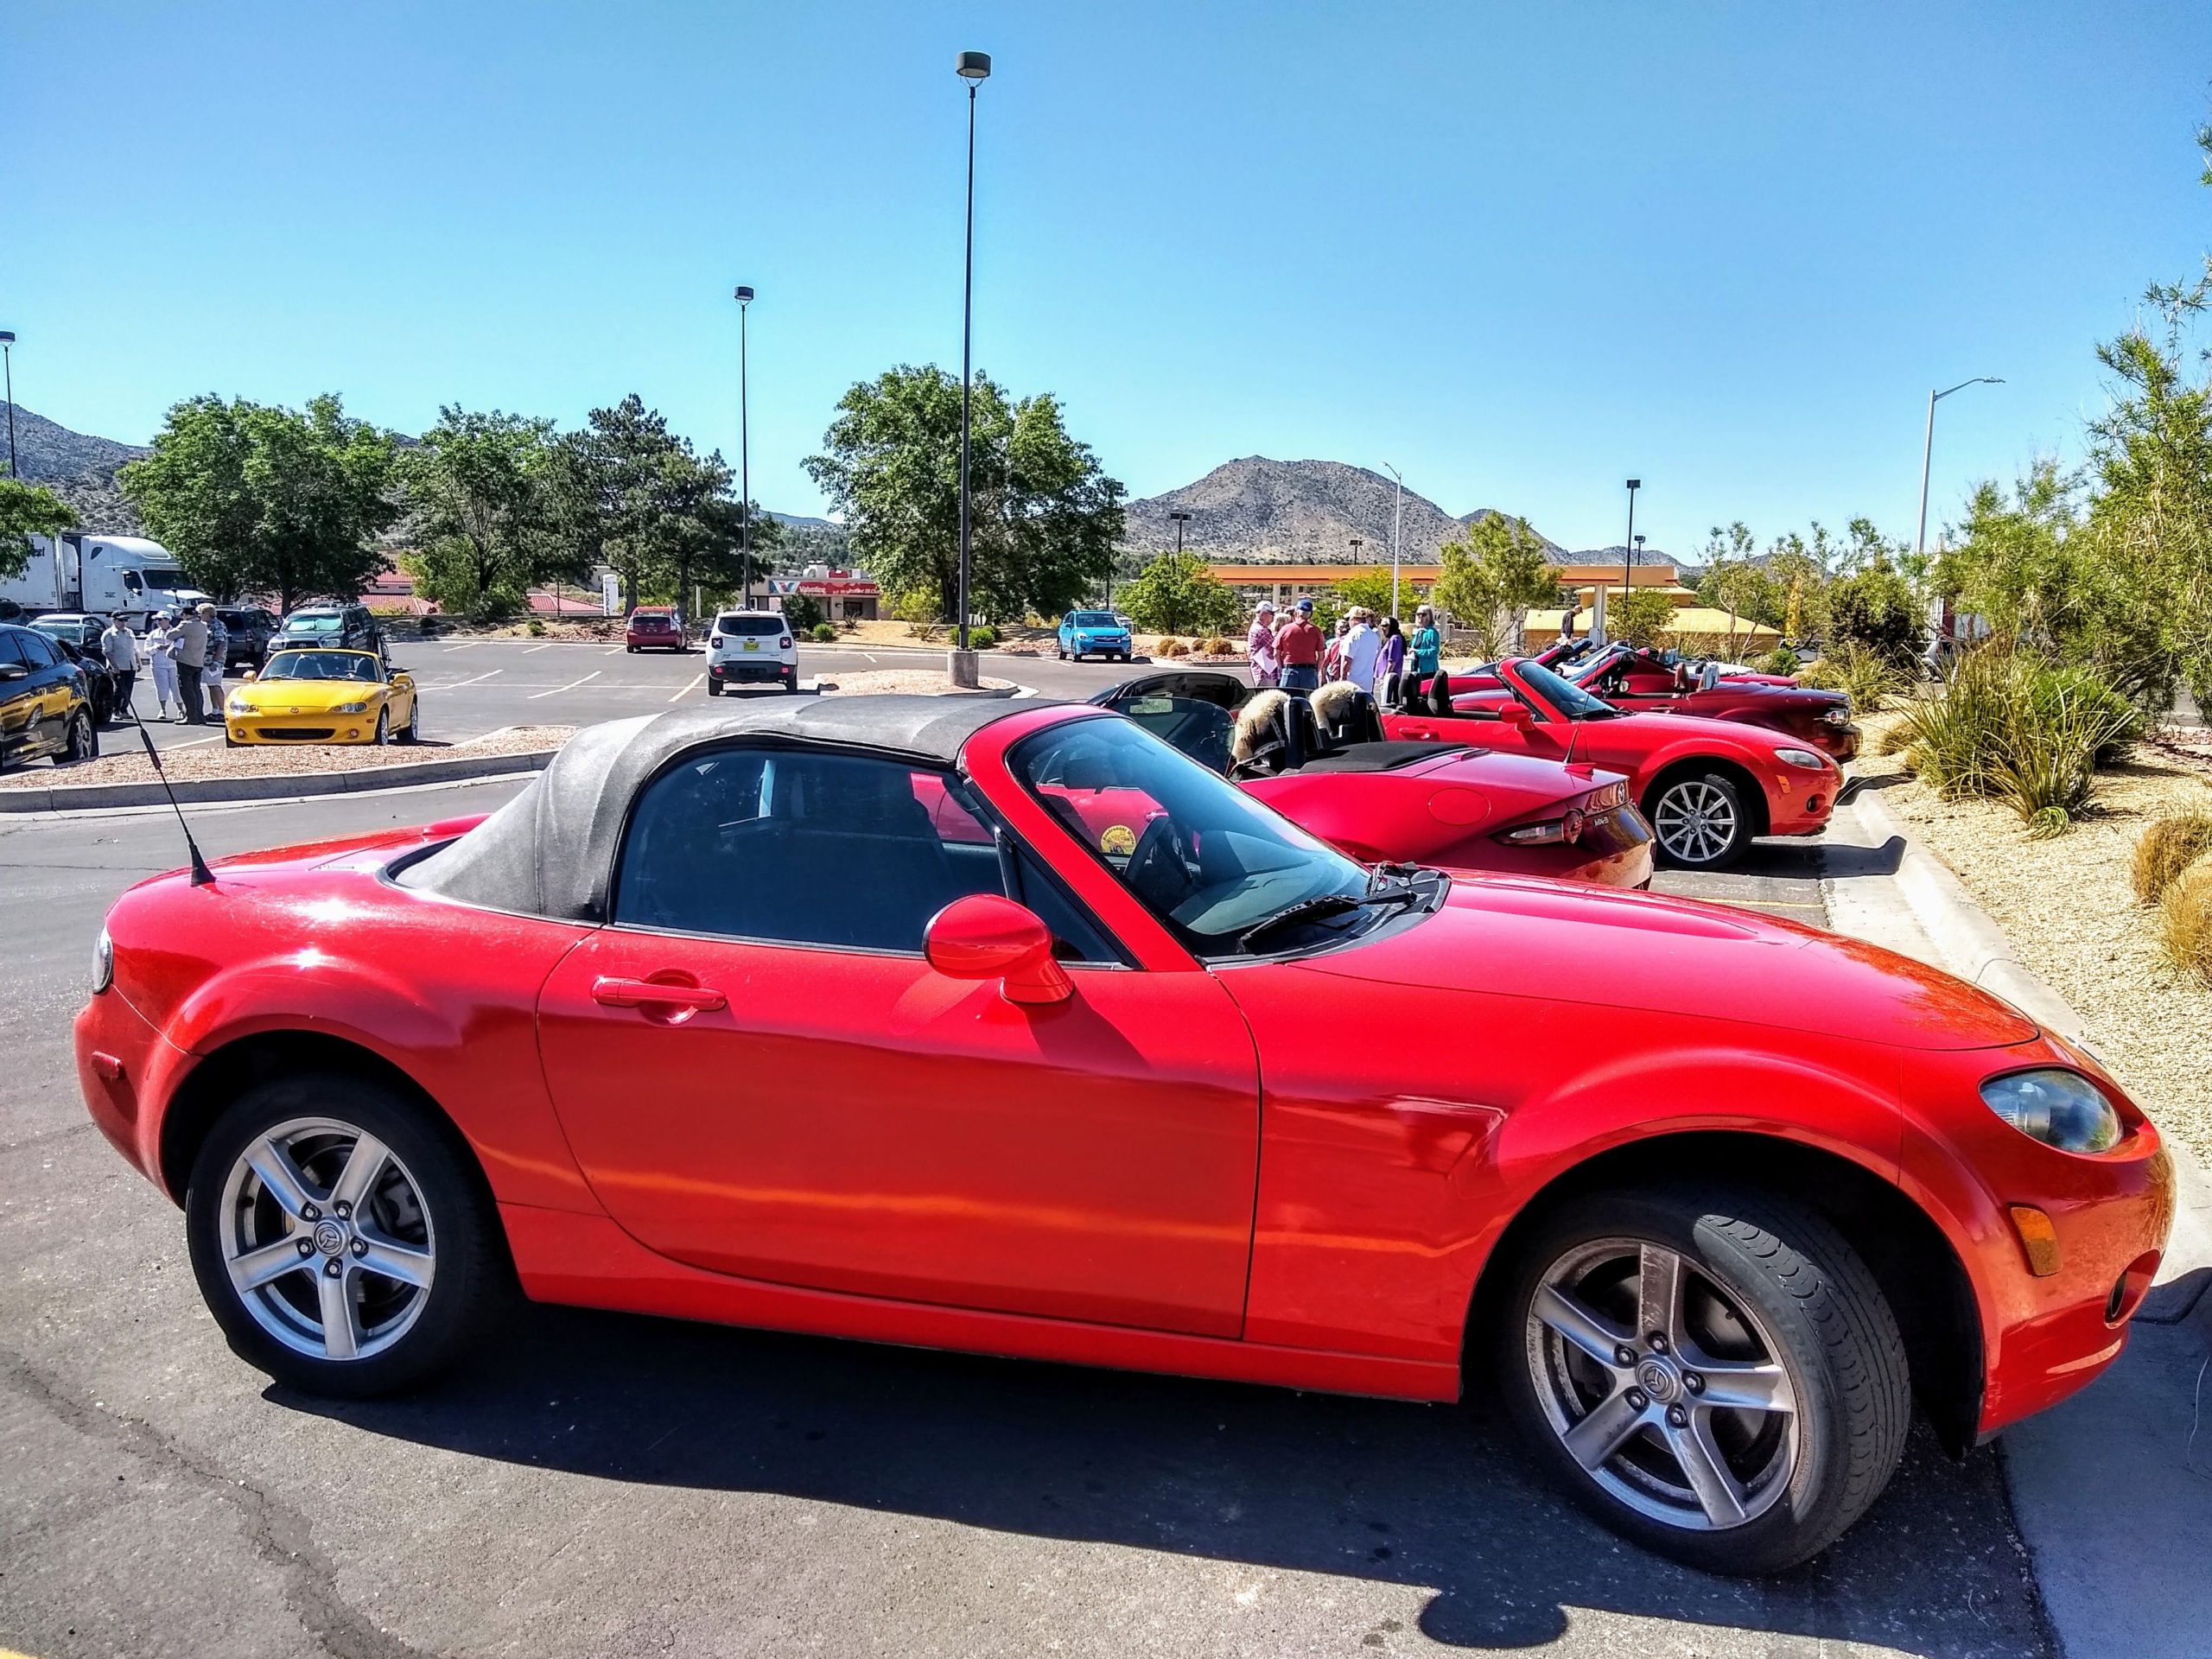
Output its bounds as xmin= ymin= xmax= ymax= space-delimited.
xmin=0 ymin=329 xmax=16 ymax=480
xmin=734 ymin=287 xmax=754 ymax=611
xmin=1916 ymin=378 xmax=2003 ymax=554
xmin=952 ymin=50 xmax=991 ymax=687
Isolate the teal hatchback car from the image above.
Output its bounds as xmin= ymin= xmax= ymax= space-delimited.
xmin=1057 ymin=609 xmax=1133 ymax=663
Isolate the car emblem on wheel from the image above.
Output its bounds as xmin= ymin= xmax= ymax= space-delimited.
xmin=312 ymin=1219 xmax=346 ymax=1255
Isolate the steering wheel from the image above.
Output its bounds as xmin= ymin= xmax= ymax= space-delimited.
xmin=1124 ymin=814 xmax=1198 ymax=914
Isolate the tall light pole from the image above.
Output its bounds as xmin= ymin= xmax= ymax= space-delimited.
xmin=1168 ymin=509 xmax=1191 ymax=556
xmin=951 ymin=49 xmax=992 ymax=686
xmin=733 ymin=286 xmax=754 ymax=610
xmin=1382 ymin=461 xmax=1404 ymax=617
xmin=0 ymin=330 xmax=16 ymax=480
xmin=1608 ymin=479 xmax=1640 ymax=645
xmin=1916 ymin=377 xmax=2004 ymax=554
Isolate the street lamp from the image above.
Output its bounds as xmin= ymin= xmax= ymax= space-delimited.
xmin=733 ymin=286 xmax=753 ymax=610
xmin=1167 ymin=509 xmax=1192 ymax=557
xmin=1382 ymin=462 xmax=1404 ymax=617
xmin=951 ymin=48 xmax=992 ymax=686
xmin=0 ymin=329 xmax=16 ymax=480
xmin=1916 ymin=377 xmax=2004 ymax=553
xmin=1609 ymin=479 xmax=1641 ymax=645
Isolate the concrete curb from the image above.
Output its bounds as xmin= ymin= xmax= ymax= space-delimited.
xmin=1843 ymin=785 xmax=2212 ymax=1325
xmin=0 ymin=746 xmax=558 ymax=816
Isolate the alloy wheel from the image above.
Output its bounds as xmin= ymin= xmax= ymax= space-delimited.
xmin=215 ymin=1116 xmax=437 ymax=1362
xmin=1653 ymin=779 xmax=1738 ymax=865
xmin=1525 ymin=1236 xmax=1800 ymax=1532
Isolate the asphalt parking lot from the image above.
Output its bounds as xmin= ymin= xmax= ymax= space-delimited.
xmin=0 ymin=777 xmax=2057 ymax=1659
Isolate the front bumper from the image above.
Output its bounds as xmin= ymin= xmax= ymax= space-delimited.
xmin=226 ymin=711 xmax=380 ymax=743
xmin=1070 ymin=637 xmax=1130 ymax=654
xmin=1815 ymin=722 xmax=1863 ymax=761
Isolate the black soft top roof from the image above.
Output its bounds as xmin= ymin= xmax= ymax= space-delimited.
xmin=404 ymin=695 xmax=1040 ymax=922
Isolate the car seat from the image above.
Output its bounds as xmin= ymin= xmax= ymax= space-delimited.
xmin=1427 ymin=670 xmax=1456 ymax=717
xmin=1310 ymin=681 xmax=1384 ymax=746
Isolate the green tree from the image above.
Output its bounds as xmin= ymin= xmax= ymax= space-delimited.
xmin=398 ymin=406 xmax=577 ymax=619
xmin=0 ymin=477 xmax=74 ymax=582
xmin=1611 ymin=587 xmax=1679 ymax=647
xmin=120 ymin=394 xmax=397 ymax=613
xmin=804 ymin=365 xmax=1124 ymax=624
xmin=1431 ymin=513 xmax=1561 ymax=652
xmin=1695 ymin=521 xmax=1775 ymax=650
xmin=1826 ymin=557 xmax=1925 ymax=668
xmin=1330 ymin=567 xmax=1397 ymax=616
xmin=1116 ymin=550 xmax=1243 ymax=635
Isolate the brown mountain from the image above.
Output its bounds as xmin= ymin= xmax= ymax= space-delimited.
xmin=1120 ymin=457 xmax=1567 ymax=564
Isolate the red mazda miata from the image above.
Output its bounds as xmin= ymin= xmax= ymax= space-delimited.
xmin=1087 ymin=671 xmax=1652 ymax=888
xmin=1387 ymin=658 xmax=1845 ymax=870
xmin=76 ymin=696 xmax=2171 ymax=1573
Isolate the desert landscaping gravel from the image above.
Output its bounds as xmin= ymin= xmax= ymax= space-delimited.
xmin=0 ymin=724 xmax=576 ymax=790
xmin=1852 ymin=721 xmax=2212 ymax=1162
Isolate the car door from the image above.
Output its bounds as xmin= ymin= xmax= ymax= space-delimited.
xmin=14 ymin=631 xmax=73 ymax=756
xmin=535 ymin=743 xmax=1262 ymax=1338
xmin=0 ymin=632 xmax=36 ymax=764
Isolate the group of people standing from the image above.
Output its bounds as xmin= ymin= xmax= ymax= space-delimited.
xmin=94 ymin=603 xmax=230 ymax=724
xmin=1245 ymin=596 xmax=1443 ymax=702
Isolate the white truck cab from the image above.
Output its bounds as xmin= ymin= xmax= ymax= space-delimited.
xmin=0 ymin=534 xmax=209 ymax=627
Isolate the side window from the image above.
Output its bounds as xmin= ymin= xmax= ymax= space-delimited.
xmin=614 ymin=749 xmax=1009 ymax=954
xmin=19 ymin=632 xmax=59 ymax=668
xmin=0 ymin=632 xmax=27 ymax=669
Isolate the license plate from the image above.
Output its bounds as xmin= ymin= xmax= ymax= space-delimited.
xmin=743 ymin=640 xmax=759 ymax=652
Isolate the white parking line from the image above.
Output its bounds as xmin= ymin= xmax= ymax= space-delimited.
xmin=442 ymin=670 xmax=502 ymax=690
xmin=522 ymin=643 xmax=555 ymax=654
xmin=671 ymin=674 xmax=702 ymax=702
xmin=531 ymin=671 xmax=601 ymax=700
xmin=165 ymin=734 xmax=223 ymax=749
xmin=442 ymin=640 xmax=484 ymax=652
xmin=602 ymin=645 xmax=625 ymax=655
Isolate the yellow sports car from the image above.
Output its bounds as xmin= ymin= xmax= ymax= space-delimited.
xmin=224 ymin=647 xmax=420 ymax=746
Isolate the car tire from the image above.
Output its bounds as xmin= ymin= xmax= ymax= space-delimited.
xmin=397 ymin=702 xmax=419 ymax=744
xmin=63 ymin=709 xmax=97 ymax=765
xmin=783 ymin=671 xmax=799 ymax=694
xmin=1057 ymin=645 xmax=1067 ymax=660
xmin=626 ymin=645 xmax=638 ymax=654
xmin=1494 ymin=1183 xmax=1908 ymax=1574
xmin=184 ymin=1073 xmax=508 ymax=1398
xmin=1646 ymin=771 xmax=1751 ymax=870
xmin=707 ymin=680 xmax=722 ymax=696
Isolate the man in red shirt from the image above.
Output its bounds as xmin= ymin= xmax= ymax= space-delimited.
xmin=1274 ymin=598 xmax=1324 ymax=691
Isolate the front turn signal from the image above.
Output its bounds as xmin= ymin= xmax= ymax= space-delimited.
xmin=2007 ymin=1205 xmax=2063 ymax=1277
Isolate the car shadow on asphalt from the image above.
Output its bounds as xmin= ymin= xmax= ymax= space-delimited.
xmin=276 ymin=1303 xmax=2052 ymax=1655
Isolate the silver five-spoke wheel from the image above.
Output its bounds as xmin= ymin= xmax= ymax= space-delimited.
xmin=1651 ymin=777 xmax=1740 ymax=867
xmin=1526 ymin=1236 xmax=1799 ymax=1532
xmin=217 ymin=1116 xmax=436 ymax=1363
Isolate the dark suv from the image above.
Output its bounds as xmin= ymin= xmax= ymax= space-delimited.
xmin=217 ymin=607 xmax=278 ymax=669
xmin=272 ymin=602 xmax=381 ymax=654
xmin=0 ymin=622 xmax=99 ymax=772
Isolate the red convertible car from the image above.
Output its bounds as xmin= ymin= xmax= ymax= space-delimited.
xmin=1086 ymin=671 xmax=1652 ymax=888
xmin=1388 ymin=659 xmax=1844 ymax=870
xmin=77 ymin=697 xmax=2171 ymax=1573
xmin=1550 ymin=642 xmax=1860 ymax=760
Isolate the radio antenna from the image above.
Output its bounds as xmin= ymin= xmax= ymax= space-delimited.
xmin=129 ymin=703 xmax=215 ymax=887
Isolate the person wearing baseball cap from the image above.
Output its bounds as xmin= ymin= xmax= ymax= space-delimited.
xmin=1275 ymin=599 xmax=1324 ymax=691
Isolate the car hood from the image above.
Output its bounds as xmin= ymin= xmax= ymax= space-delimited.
xmin=1298 ymin=877 xmax=2038 ymax=1052
xmin=233 ymin=679 xmax=385 ymax=711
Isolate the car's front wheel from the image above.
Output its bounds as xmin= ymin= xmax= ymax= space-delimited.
xmin=62 ymin=709 xmax=97 ymax=764
xmin=184 ymin=1075 xmax=505 ymax=1396
xmin=1496 ymin=1184 xmax=1907 ymax=1573
xmin=397 ymin=700 xmax=420 ymax=744
xmin=1647 ymin=772 xmax=1751 ymax=869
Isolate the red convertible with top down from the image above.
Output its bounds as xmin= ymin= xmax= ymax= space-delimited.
xmin=77 ymin=696 xmax=2171 ymax=1573
xmin=1538 ymin=640 xmax=1861 ymax=760
xmin=1085 ymin=670 xmax=1652 ymax=888
xmin=1388 ymin=658 xmax=1845 ymax=870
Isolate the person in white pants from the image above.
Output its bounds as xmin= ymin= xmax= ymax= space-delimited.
xmin=146 ymin=613 xmax=181 ymax=720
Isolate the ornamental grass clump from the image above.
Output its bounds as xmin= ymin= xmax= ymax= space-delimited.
xmin=2131 ymin=810 xmax=2212 ymax=904
xmin=2156 ymin=860 xmax=2212 ymax=986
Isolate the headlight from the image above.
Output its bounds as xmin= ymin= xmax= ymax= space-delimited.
xmin=226 ymin=696 xmax=251 ymax=714
xmin=1980 ymin=1068 xmax=2123 ymax=1154
xmin=1821 ymin=706 xmax=1853 ymax=727
xmin=332 ymin=701 xmax=369 ymax=714
xmin=92 ymin=927 xmax=113 ymax=995
xmin=1774 ymin=747 xmax=1828 ymax=770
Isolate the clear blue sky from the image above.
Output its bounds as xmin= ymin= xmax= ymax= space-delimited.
xmin=10 ymin=1 xmax=2210 ymax=556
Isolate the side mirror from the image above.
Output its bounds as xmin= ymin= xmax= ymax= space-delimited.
xmin=1497 ymin=702 xmax=1533 ymax=726
xmin=242 ymin=670 xmax=257 ymax=683
xmin=924 ymin=894 xmax=1073 ymax=1006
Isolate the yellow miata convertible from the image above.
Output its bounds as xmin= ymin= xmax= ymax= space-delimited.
xmin=223 ymin=647 xmax=420 ymax=747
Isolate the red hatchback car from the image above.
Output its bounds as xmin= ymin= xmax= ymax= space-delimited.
xmin=1388 ymin=658 xmax=1843 ymax=871
xmin=77 ymin=697 xmax=2171 ymax=1573
xmin=625 ymin=607 xmax=686 ymax=652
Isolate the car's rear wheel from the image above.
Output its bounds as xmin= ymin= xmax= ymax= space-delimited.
xmin=184 ymin=1075 xmax=505 ymax=1397
xmin=1648 ymin=772 xmax=1751 ymax=869
xmin=707 ymin=678 xmax=723 ymax=696
xmin=1496 ymin=1185 xmax=1907 ymax=1573
xmin=63 ymin=709 xmax=97 ymax=764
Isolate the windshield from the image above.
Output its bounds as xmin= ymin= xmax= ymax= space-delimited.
xmin=281 ymin=614 xmax=342 ymax=635
xmin=1009 ymin=715 xmax=1380 ymax=956
xmin=1516 ymin=659 xmax=1623 ymax=719
xmin=261 ymin=650 xmax=380 ymax=683
xmin=1071 ymin=612 xmax=1121 ymax=627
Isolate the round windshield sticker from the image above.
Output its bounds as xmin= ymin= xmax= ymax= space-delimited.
xmin=1100 ymin=823 xmax=1137 ymax=856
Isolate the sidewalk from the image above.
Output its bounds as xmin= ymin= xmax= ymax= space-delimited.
xmin=1821 ymin=787 xmax=2212 ymax=1659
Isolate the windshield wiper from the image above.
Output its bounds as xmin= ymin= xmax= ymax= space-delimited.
xmin=1240 ymin=883 xmax=1421 ymax=952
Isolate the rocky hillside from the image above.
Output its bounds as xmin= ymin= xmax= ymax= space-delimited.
xmin=6 ymin=405 xmax=149 ymax=534
xmin=1121 ymin=457 xmax=1567 ymax=564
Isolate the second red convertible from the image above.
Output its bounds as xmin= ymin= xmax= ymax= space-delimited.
xmin=78 ymin=696 xmax=2171 ymax=1574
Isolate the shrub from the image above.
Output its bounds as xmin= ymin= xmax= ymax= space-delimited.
xmin=2157 ymin=860 xmax=2212 ymax=985
xmin=1201 ymin=634 xmax=1234 ymax=656
xmin=782 ymin=593 xmax=826 ymax=633
xmin=906 ymin=620 xmax=943 ymax=642
xmin=2132 ymin=811 xmax=2212 ymax=904
xmin=1759 ymin=647 xmax=1798 ymax=676
xmin=810 ymin=623 xmax=837 ymax=643
xmin=525 ymin=617 xmax=546 ymax=637
xmin=1826 ymin=560 xmax=1925 ymax=669
xmin=1159 ymin=637 xmax=1190 ymax=658
xmin=1798 ymin=641 xmax=1908 ymax=715
xmin=968 ymin=626 xmax=997 ymax=651
xmin=1896 ymin=646 xmax=2139 ymax=830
